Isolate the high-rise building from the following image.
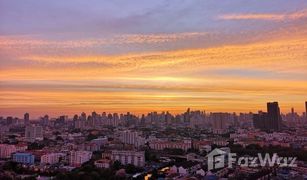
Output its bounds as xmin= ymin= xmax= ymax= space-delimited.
xmin=267 ymin=102 xmax=282 ymax=131
xmin=6 ymin=116 xmax=13 ymax=125
xmin=120 ymin=130 xmax=145 ymax=147
xmin=120 ymin=130 xmax=138 ymax=145
xmin=40 ymin=115 xmax=49 ymax=126
xmin=184 ymin=108 xmax=191 ymax=123
xmin=305 ymin=101 xmax=307 ymax=120
xmin=253 ymin=111 xmax=268 ymax=130
xmin=210 ymin=113 xmax=230 ymax=131
xmin=24 ymin=113 xmax=29 ymax=125
xmin=80 ymin=112 xmax=86 ymax=121
xmin=253 ymin=102 xmax=282 ymax=131
xmin=291 ymin=107 xmax=295 ymax=121
xmin=25 ymin=125 xmax=43 ymax=142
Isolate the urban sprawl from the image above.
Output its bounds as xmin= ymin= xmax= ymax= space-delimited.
xmin=0 ymin=102 xmax=307 ymax=179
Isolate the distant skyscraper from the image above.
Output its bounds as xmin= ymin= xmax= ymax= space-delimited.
xmin=73 ymin=114 xmax=78 ymax=121
xmin=80 ymin=112 xmax=86 ymax=121
xmin=211 ymin=113 xmax=230 ymax=132
xmin=291 ymin=107 xmax=295 ymax=121
xmin=267 ymin=102 xmax=282 ymax=131
xmin=184 ymin=108 xmax=191 ymax=123
xmin=24 ymin=113 xmax=29 ymax=125
xmin=305 ymin=101 xmax=307 ymax=120
xmin=253 ymin=102 xmax=282 ymax=131
xmin=40 ymin=115 xmax=49 ymax=126
xmin=253 ymin=111 xmax=268 ymax=130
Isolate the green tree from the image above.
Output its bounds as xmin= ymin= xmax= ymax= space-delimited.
xmin=87 ymin=133 xmax=98 ymax=141
xmin=112 ymin=160 xmax=122 ymax=170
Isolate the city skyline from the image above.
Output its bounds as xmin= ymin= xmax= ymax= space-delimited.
xmin=4 ymin=101 xmax=307 ymax=120
xmin=1 ymin=0 xmax=307 ymax=117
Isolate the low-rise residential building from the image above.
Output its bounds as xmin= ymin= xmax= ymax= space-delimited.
xmin=15 ymin=143 xmax=28 ymax=152
xmin=94 ymin=159 xmax=111 ymax=168
xmin=0 ymin=144 xmax=16 ymax=159
xmin=149 ymin=139 xmax=192 ymax=151
xmin=91 ymin=136 xmax=108 ymax=147
xmin=69 ymin=151 xmax=92 ymax=167
xmin=13 ymin=152 xmax=35 ymax=164
xmin=79 ymin=143 xmax=100 ymax=152
xmin=41 ymin=153 xmax=65 ymax=165
xmin=111 ymin=150 xmax=145 ymax=167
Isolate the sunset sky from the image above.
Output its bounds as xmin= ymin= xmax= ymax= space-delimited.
xmin=1 ymin=0 xmax=307 ymax=118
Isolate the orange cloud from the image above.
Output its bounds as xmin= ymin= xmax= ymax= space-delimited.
xmin=218 ymin=9 xmax=307 ymax=21
xmin=1 ymin=29 xmax=307 ymax=117
xmin=14 ymin=34 xmax=307 ymax=76
xmin=0 ymin=32 xmax=208 ymax=50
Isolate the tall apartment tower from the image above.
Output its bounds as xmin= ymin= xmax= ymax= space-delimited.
xmin=267 ymin=102 xmax=282 ymax=131
xmin=305 ymin=101 xmax=307 ymax=120
xmin=25 ymin=125 xmax=43 ymax=142
xmin=24 ymin=113 xmax=30 ymax=125
xmin=253 ymin=111 xmax=268 ymax=130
